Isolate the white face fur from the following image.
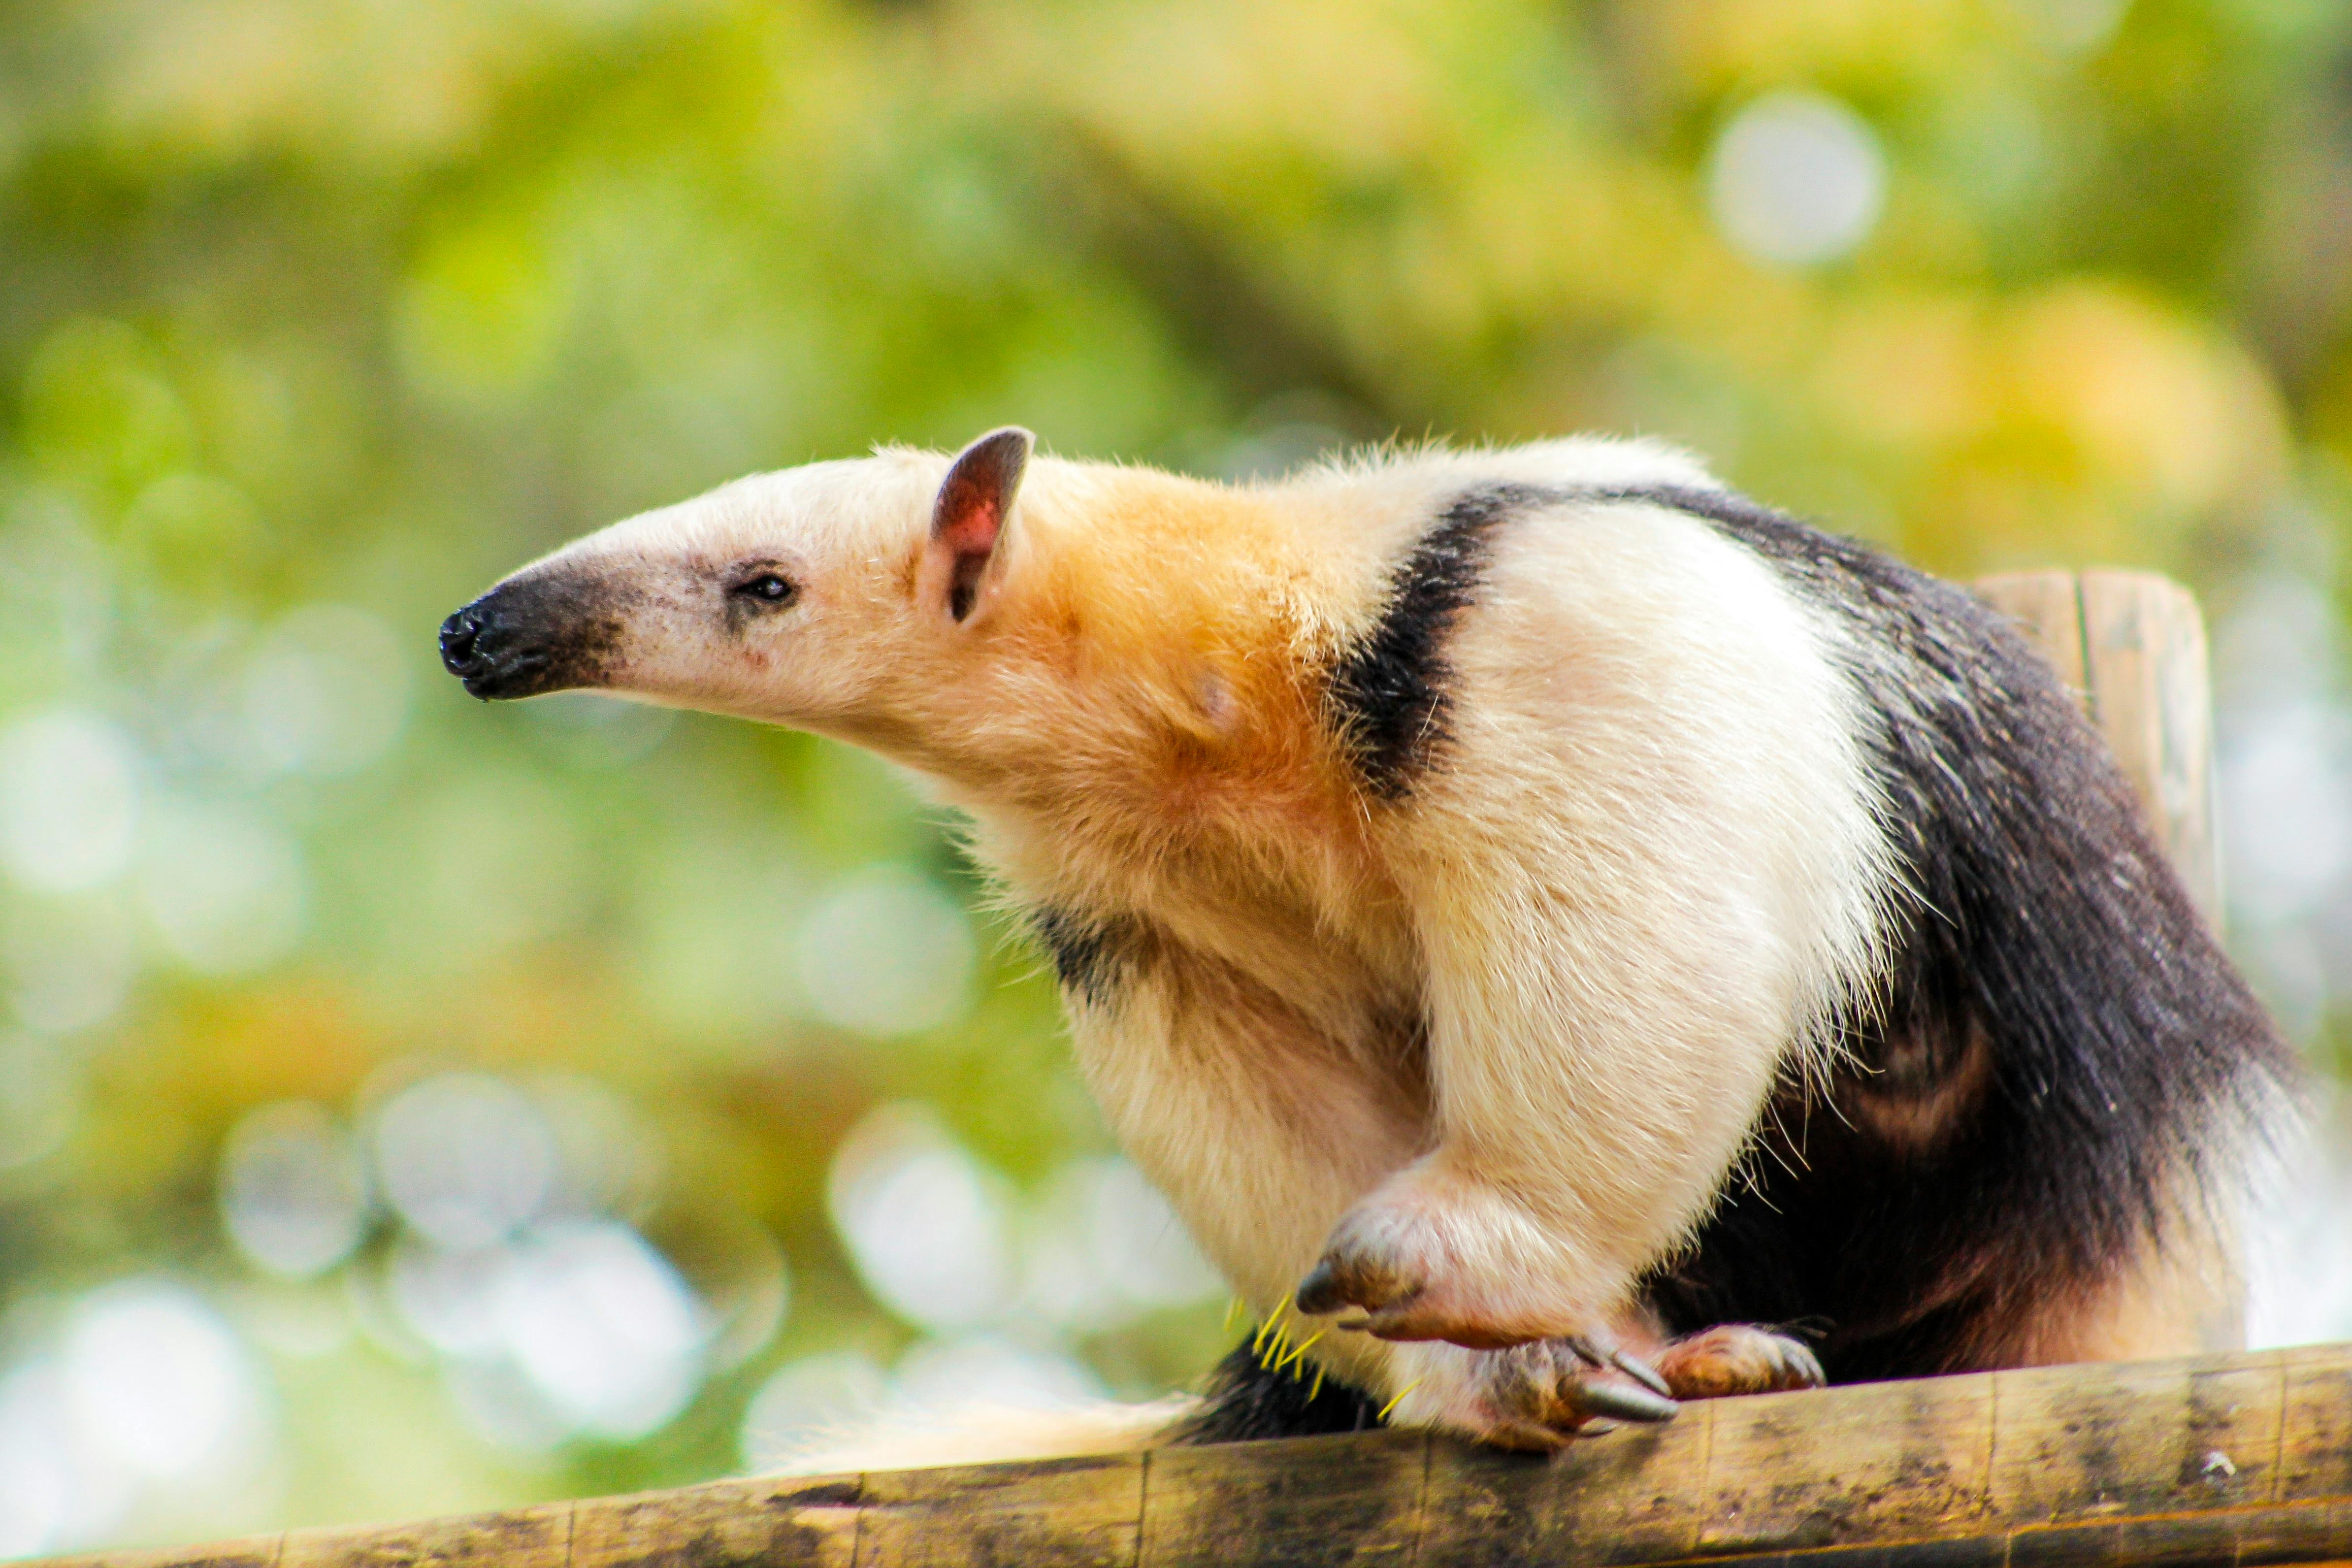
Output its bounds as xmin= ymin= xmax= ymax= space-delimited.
xmin=439 ymin=435 xmax=1027 ymax=742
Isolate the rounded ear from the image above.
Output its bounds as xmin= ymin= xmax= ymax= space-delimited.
xmin=929 ymin=426 xmax=1034 ymax=621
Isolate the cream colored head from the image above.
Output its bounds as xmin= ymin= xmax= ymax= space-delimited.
xmin=439 ymin=428 xmax=1037 ymax=748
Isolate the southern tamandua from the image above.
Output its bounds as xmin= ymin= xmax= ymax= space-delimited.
xmin=441 ymin=429 xmax=2290 ymax=1453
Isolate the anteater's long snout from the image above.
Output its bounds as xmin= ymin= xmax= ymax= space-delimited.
xmin=439 ymin=572 xmax=629 ymax=700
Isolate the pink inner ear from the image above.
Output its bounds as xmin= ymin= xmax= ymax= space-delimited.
xmin=936 ymin=483 xmax=1001 ymax=621
xmin=937 ymin=484 xmax=1002 ymax=558
xmin=936 ymin=479 xmax=1002 ymax=621
xmin=932 ymin=430 xmax=1029 ymax=619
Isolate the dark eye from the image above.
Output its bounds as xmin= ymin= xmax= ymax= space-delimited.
xmin=733 ymin=573 xmax=795 ymax=606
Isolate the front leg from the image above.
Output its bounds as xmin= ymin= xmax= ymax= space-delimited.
xmin=1061 ymin=930 xmax=1428 ymax=1394
xmin=1065 ymin=913 xmax=1813 ymax=1447
xmin=1296 ymin=797 xmax=1825 ymax=1379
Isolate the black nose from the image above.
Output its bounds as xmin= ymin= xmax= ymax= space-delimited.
xmin=439 ymin=607 xmax=485 ymax=678
xmin=439 ymin=577 xmax=606 ymax=700
xmin=437 ymin=590 xmax=554 ymax=699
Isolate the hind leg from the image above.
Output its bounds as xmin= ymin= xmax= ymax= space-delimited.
xmin=1380 ymin=1331 xmax=1681 ymax=1453
xmin=1655 ymin=1324 xmax=1824 ymax=1399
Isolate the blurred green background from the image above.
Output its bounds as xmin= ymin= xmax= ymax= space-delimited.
xmin=2 ymin=0 xmax=2352 ymax=1551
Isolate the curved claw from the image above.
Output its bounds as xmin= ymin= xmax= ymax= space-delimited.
xmin=1294 ymin=1261 xmax=1348 ymax=1316
xmin=1560 ymin=1335 xmax=1674 ymax=1400
xmin=1608 ymin=1347 xmax=1676 ymax=1399
xmin=1357 ymin=1297 xmax=1440 ymax=1340
xmin=1572 ymin=1378 xmax=1680 ymax=1425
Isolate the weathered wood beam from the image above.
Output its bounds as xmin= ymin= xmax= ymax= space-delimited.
xmin=31 ymin=1345 xmax=2352 ymax=1568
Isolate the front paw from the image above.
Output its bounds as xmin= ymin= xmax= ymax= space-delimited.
xmin=1294 ymin=1195 xmax=1632 ymax=1356
xmin=1293 ymin=1203 xmax=1473 ymax=1342
xmin=1293 ymin=1229 xmax=1427 ymax=1332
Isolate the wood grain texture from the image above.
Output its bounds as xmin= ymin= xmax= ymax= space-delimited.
xmin=572 ymin=1474 xmax=859 ymax=1568
xmin=282 ymin=1504 xmax=571 ymax=1568
xmin=1141 ymin=1428 xmax=1423 ymax=1568
xmin=1975 ymin=568 xmax=2221 ymax=926
xmin=862 ymin=1453 xmax=1141 ymax=1568
xmin=36 ymin=1347 xmax=2352 ymax=1568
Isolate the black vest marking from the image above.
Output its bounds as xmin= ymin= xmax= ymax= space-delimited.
xmin=1169 ymin=1333 xmax=1384 ymax=1444
xmin=1585 ymin=483 xmax=2289 ymax=1377
xmin=1328 ymin=484 xmax=1532 ymax=800
xmin=1028 ymin=905 xmax=1143 ymax=1009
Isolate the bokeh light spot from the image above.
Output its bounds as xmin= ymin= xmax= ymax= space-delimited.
xmin=0 ymin=894 xmax=137 ymax=1033
xmin=60 ymin=1282 xmax=265 ymax=1485
xmin=827 ymin=1103 xmax=1012 ymax=1332
xmin=1084 ymin=1159 xmax=1222 ymax=1310
xmin=220 ymin=1102 xmax=372 ymax=1279
xmin=890 ymin=1335 xmax=1105 ymax=1417
xmin=0 ymin=709 xmax=141 ymax=894
xmin=497 ymin=1221 xmax=708 ymax=1440
xmin=739 ymin=1350 xmax=886 ymax=1470
xmin=241 ymin=605 xmax=414 ymax=776
xmin=1707 ymin=92 xmax=1887 ymax=267
xmin=136 ymin=801 xmax=308 ymax=975
xmin=372 ymin=1074 xmax=555 ymax=1251
xmin=794 ymin=865 xmax=975 ymax=1038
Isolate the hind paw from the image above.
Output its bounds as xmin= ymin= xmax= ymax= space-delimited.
xmin=1398 ymin=1335 xmax=1681 ymax=1452
xmin=1656 ymin=1324 xmax=1824 ymax=1400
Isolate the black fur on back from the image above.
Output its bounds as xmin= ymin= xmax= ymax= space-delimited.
xmin=1326 ymin=485 xmax=1531 ymax=800
xmin=1585 ymin=484 xmax=2292 ymax=1378
xmin=1170 ymin=1332 xmax=1387 ymax=1444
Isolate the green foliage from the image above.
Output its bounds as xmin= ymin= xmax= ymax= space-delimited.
xmin=0 ymin=0 xmax=2346 ymax=1548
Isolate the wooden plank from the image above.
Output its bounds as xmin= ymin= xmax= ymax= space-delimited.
xmin=280 ymin=1504 xmax=570 ymax=1568
xmin=2280 ymin=1342 xmax=2352 ymax=1504
xmin=22 ymin=1346 xmax=2352 ymax=1568
xmin=1988 ymin=1353 xmax=2284 ymax=1525
xmin=572 ymin=1473 xmax=860 ymax=1568
xmin=1138 ymin=1428 xmax=1423 ymax=1568
xmin=1421 ymin=1408 xmax=1705 ymax=1566
xmin=1698 ymin=1362 xmax=1996 ymax=1554
xmin=860 ymin=1452 xmax=1143 ymax=1568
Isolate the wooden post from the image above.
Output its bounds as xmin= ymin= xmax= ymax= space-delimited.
xmin=1976 ymin=569 xmax=2223 ymax=925
xmin=28 ymin=1345 xmax=2352 ymax=1568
